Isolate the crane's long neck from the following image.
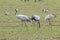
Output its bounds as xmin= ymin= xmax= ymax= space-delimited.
xmin=31 ymin=17 xmax=35 ymax=21
xmin=15 ymin=9 xmax=18 ymax=15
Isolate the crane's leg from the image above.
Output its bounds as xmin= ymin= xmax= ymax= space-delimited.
xmin=31 ymin=21 xmax=33 ymax=26
xmin=34 ymin=21 xmax=36 ymax=27
xmin=24 ymin=22 xmax=28 ymax=31
xmin=48 ymin=20 xmax=52 ymax=30
xmin=48 ymin=20 xmax=52 ymax=33
xmin=48 ymin=20 xmax=52 ymax=26
xmin=24 ymin=22 xmax=27 ymax=27
xmin=37 ymin=21 xmax=40 ymax=28
xmin=20 ymin=21 xmax=23 ymax=27
xmin=38 ymin=21 xmax=40 ymax=28
xmin=31 ymin=21 xmax=33 ymax=27
xmin=32 ymin=21 xmax=36 ymax=27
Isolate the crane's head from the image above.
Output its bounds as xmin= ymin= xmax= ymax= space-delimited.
xmin=52 ymin=14 xmax=56 ymax=18
xmin=15 ymin=9 xmax=18 ymax=15
xmin=15 ymin=9 xmax=18 ymax=12
xmin=31 ymin=17 xmax=35 ymax=21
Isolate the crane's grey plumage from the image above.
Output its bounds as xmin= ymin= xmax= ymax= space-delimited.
xmin=15 ymin=9 xmax=31 ymax=27
xmin=45 ymin=14 xmax=56 ymax=26
xmin=31 ymin=15 xmax=40 ymax=28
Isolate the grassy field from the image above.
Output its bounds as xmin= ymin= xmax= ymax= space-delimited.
xmin=0 ymin=0 xmax=60 ymax=40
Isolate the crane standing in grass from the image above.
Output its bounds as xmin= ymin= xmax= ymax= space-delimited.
xmin=15 ymin=9 xmax=32 ymax=27
xmin=44 ymin=14 xmax=56 ymax=26
xmin=31 ymin=15 xmax=40 ymax=28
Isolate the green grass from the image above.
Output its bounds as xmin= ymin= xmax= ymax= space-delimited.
xmin=0 ymin=27 xmax=60 ymax=40
xmin=0 ymin=0 xmax=60 ymax=40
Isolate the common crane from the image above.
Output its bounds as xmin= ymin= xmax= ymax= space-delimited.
xmin=31 ymin=15 xmax=40 ymax=28
xmin=44 ymin=14 xmax=56 ymax=26
xmin=15 ymin=9 xmax=32 ymax=27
